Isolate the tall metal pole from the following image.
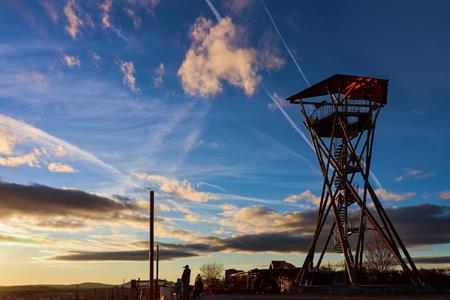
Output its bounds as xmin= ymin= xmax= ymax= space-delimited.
xmin=149 ymin=191 xmax=154 ymax=300
xmin=156 ymin=244 xmax=159 ymax=282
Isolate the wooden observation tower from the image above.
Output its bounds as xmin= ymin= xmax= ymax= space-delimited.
xmin=286 ymin=74 xmax=419 ymax=286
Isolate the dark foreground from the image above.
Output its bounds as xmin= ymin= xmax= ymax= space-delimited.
xmin=204 ymin=294 xmax=449 ymax=300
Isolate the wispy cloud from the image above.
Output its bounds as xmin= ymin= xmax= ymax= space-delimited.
xmin=153 ymin=63 xmax=165 ymax=87
xmin=41 ymin=0 xmax=59 ymax=23
xmin=395 ymin=168 xmax=435 ymax=181
xmin=100 ymin=0 xmax=113 ymax=28
xmin=223 ymin=0 xmax=254 ymax=14
xmin=64 ymin=0 xmax=83 ymax=39
xmin=123 ymin=8 xmax=141 ymax=28
xmin=127 ymin=0 xmax=160 ymax=13
xmin=118 ymin=61 xmax=139 ymax=92
xmin=405 ymin=168 xmax=434 ymax=179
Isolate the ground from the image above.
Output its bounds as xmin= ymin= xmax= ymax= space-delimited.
xmin=203 ymin=294 xmax=449 ymax=300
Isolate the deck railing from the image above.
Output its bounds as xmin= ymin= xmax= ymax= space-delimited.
xmin=310 ymin=100 xmax=372 ymax=122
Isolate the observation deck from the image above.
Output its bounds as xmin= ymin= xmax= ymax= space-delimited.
xmin=286 ymin=74 xmax=388 ymax=138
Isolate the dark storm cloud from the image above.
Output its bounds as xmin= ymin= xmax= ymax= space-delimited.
xmin=385 ymin=204 xmax=450 ymax=246
xmin=50 ymin=203 xmax=450 ymax=262
xmin=413 ymin=256 xmax=450 ymax=264
xmin=51 ymin=232 xmax=311 ymax=261
xmin=213 ymin=232 xmax=311 ymax=252
xmin=52 ymin=249 xmax=198 ymax=261
xmin=0 ymin=181 xmax=134 ymax=217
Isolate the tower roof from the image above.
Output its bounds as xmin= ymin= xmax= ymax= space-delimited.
xmin=286 ymin=74 xmax=388 ymax=105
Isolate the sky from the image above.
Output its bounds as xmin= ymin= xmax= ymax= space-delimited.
xmin=0 ymin=0 xmax=449 ymax=286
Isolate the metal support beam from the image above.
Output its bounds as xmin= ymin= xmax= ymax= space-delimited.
xmin=149 ymin=191 xmax=154 ymax=300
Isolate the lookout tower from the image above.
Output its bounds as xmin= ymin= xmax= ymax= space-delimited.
xmin=286 ymin=74 xmax=419 ymax=286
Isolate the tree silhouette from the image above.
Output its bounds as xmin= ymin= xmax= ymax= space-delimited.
xmin=364 ymin=234 xmax=396 ymax=273
xmin=199 ymin=262 xmax=224 ymax=285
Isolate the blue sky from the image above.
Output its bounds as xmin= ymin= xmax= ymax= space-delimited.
xmin=0 ymin=0 xmax=449 ymax=285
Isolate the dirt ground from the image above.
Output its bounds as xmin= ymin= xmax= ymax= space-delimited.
xmin=203 ymin=294 xmax=449 ymax=300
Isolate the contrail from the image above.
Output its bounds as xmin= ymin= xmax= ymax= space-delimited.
xmin=370 ymin=171 xmax=383 ymax=189
xmin=260 ymin=0 xmax=310 ymax=87
xmin=260 ymin=2 xmax=384 ymax=189
xmin=204 ymin=0 xmax=222 ymax=22
xmin=263 ymin=87 xmax=313 ymax=150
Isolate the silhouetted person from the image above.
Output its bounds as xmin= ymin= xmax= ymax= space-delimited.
xmin=174 ymin=278 xmax=182 ymax=300
xmin=181 ymin=265 xmax=191 ymax=300
xmin=193 ymin=274 xmax=204 ymax=300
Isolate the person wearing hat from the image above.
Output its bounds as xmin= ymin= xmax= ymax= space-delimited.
xmin=181 ymin=265 xmax=191 ymax=300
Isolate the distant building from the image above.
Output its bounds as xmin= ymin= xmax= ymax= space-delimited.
xmin=226 ymin=260 xmax=300 ymax=293
xmin=225 ymin=268 xmax=244 ymax=284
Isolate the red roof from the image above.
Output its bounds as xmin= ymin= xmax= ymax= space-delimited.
xmin=286 ymin=74 xmax=388 ymax=105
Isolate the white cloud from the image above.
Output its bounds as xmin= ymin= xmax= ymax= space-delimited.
xmin=405 ymin=168 xmax=434 ymax=179
xmin=283 ymin=190 xmax=320 ymax=206
xmin=63 ymin=54 xmax=80 ymax=67
xmin=394 ymin=175 xmax=404 ymax=182
xmin=0 ymin=149 xmax=41 ymax=168
xmin=153 ymin=63 xmax=165 ymax=87
xmin=375 ymin=188 xmax=415 ymax=201
xmin=90 ymin=51 xmax=101 ymax=61
xmin=438 ymin=190 xmax=450 ymax=200
xmin=405 ymin=168 xmax=422 ymax=176
xmin=219 ymin=204 xmax=314 ymax=234
xmin=178 ymin=17 xmax=260 ymax=97
xmin=48 ymin=162 xmax=77 ymax=173
xmin=185 ymin=213 xmax=199 ymax=223
xmin=132 ymin=172 xmax=219 ymax=202
xmin=100 ymin=0 xmax=113 ymax=28
xmin=64 ymin=0 xmax=83 ymax=39
xmin=0 ymin=130 xmax=18 ymax=155
xmin=118 ymin=61 xmax=139 ymax=92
